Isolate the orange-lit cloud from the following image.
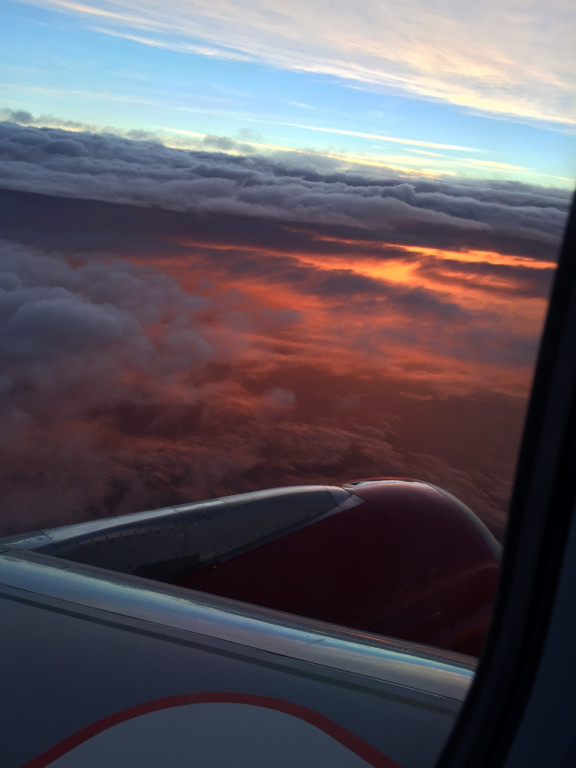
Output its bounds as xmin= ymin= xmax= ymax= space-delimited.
xmin=0 ymin=123 xmax=569 ymax=540
xmin=0 ymin=199 xmax=549 ymax=540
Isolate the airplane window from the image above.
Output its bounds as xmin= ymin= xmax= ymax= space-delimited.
xmin=2 ymin=0 xmax=573 ymax=547
xmin=0 ymin=3 xmax=575 ymax=767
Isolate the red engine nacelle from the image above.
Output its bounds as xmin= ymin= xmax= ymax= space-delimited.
xmin=172 ymin=480 xmax=501 ymax=657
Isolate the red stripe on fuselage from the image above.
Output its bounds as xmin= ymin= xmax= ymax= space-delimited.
xmin=23 ymin=692 xmax=402 ymax=768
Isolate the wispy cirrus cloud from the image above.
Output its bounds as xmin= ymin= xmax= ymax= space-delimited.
xmin=91 ymin=26 xmax=254 ymax=61
xmin=261 ymin=122 xmax=481 ymax=153
xmin=18 ymin=0 xmax=576 ymax=128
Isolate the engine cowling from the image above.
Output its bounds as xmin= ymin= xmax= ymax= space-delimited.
xmin=172 ymin=480 xmax=501 ymax=657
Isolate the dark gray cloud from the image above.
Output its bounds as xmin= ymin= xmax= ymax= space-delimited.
xmin=0 ymin=239 xmax=262 ymax=532
xmin=0 ymin=241 xmax=221 ymax=430
xmin=0 ymin=121 xmax=570 ymax=261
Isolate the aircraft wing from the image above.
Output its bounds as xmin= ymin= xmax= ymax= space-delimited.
xmin=0 ymin=480 xmax=500 ymax=768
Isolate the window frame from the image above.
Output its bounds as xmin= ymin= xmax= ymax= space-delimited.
xmin=436 ymin=192 xmax=576 ymax=767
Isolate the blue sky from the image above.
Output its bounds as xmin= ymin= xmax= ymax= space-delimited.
xmin=2 ymin=0 xmax=576 ymax=186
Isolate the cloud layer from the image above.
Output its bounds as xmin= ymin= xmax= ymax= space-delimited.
xmin=0 ymin=121 xmax=570 ymax=258
xmin=0 ymin=122 xmax=570 ymax=539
